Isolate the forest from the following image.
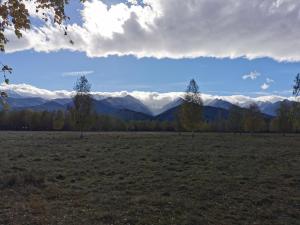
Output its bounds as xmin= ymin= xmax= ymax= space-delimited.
xmin=0 ymin=100 xmax=299 ymax=133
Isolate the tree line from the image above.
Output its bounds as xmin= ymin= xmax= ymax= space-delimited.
xmin=0 ymin=101 xmax=299 ymax=133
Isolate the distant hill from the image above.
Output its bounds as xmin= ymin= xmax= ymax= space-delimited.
xmin=258 ymin=100 xmax=294 ymax=116
xmin=16 ymin=100 xmax=66 ymax=112
xmin=3 ymin=97 xmax=47 ymax=110
xmin=155 ymin=105 xmax=229 ymax=122
xmin=92 ymin=99 xmax=152 ymax=121
xmin=207 ymin=99 xmax=235 ymax=110
xmin=100 ymin=95 xmax=152 ymax=115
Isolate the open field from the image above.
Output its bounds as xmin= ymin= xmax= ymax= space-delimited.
xmin=0 ymin=132 xmax=299 ymax=225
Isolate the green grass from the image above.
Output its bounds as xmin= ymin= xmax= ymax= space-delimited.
xmin=0 ymin=132 xmax=299 ymax=225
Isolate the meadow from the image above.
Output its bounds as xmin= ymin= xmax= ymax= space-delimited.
xmin=0 ymin=132 xmax=299 ymax=225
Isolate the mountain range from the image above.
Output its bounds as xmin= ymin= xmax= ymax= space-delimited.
xmin=1 ymin=83 xmax=298 ymax=121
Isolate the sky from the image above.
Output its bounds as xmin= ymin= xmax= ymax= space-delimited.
xmin=1 ymin=0 xmax=300 ymax=97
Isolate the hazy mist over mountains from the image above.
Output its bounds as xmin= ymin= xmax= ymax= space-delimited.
xmin=1 ymin=83 xmax=299 ymax=117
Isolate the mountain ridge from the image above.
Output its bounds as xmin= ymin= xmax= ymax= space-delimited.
xmin=1 ymin=83 xmax=298 ymax=118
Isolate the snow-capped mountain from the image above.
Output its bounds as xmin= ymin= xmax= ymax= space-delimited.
xmin=0 ymin=83 xmax=298 ymax=117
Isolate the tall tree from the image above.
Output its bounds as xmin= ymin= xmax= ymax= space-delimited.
xmin=292 ymin=74 xmax=300 ymax=133
xmin=72 ymin=76 xmax=93 ymax=138
xmin=178 ymin=79 xmax=203 ymax=134
xmin=290 ymin=102 xmax=300 ymax=132
xmin=276 ymin=101 xmax=293 ymax=134
xmin=293 ymin=73 xmax=300 ymax=98
xmin=243 ymin=103 xmax=266 ymax=133
xmin=53 ymin=110 xmax=65 ymax=130
xmin=228 ymin=105 xmax=244 ymax=133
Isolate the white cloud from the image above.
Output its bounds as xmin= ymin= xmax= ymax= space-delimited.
xmin=62 ymin=71 xmax=94 ymax=77
xmin=261 ymin=83 xmax=270 ymax=90
xmin=243 ymin=71 xmax=261 ymax=80
xmin=4 ymin=0 xmax=300 ymax=61
xmin=260 ymin=77 xmax=275 ymax=90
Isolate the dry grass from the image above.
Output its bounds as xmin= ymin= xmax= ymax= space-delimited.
xmin=0 ymin=132 xmax=299 ymax=225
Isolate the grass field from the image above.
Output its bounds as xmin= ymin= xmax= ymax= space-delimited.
xmin=0 ymin=132 xmax=299 ymax=225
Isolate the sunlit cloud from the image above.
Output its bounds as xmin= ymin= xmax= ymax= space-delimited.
xmin=260 ymin=77 xmax=275 ymax=90
xmin=5 ymin=0 xmax=300 ymax=61
xmin=261 ymin=83 xmax=270 ymax=90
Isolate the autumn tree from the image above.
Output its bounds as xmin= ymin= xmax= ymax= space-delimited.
xmin=243 ymin=103 xmax=266 ymax=133
xmin=290 ymin=102 xmax=300 ymax=132
xmin=178 ymin=79 xmax=203 ymax=134
xmin=53 ymin=110 xmax=65 ymax=130
xmin=72 ymin=76 xmax=93 ymax=138
xmin=276 ymin=101 xmax=293 ymax=133
xmin=228 ymin=105 xmax=244 ymax=133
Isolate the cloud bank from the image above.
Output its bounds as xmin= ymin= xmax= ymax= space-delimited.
xmin=4 ymin=0 xmax=300 ymax=61
xmin=1 ymin=83 xmax=298 ymax=114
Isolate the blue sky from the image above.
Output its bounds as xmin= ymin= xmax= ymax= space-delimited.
xmin=2 ymin=0 xmax=300 ymax=96
xmin=2 ymin=51 xmax=298 ymax=95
